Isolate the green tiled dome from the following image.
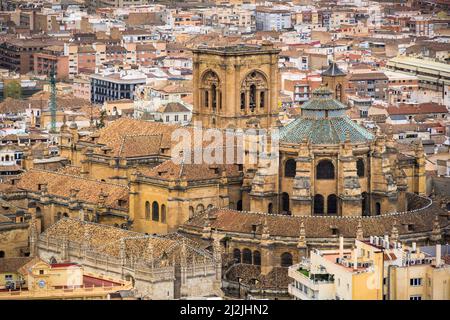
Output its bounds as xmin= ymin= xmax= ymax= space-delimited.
xmin=279 ymin=87 xmax=374 ymax=144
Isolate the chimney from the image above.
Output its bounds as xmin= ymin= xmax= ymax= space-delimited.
xmin=412 ymin=242 xmax=416 ymax=252
xmin=384 ymin=235 xmax=389 ymax=248
xmin=374 ymin=236 xmax=379 ymax=246
xmin=370 ymin=236 xmax=374 ymax=244
xmin=353 ymin=248 xmax=358 ymax=271
xmin=339 ymin=235 xmax=344 ymax=260
xmin=436 ymin=244 xmax=441 ymax=267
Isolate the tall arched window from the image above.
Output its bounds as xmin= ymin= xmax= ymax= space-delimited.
xmin=242 ymin=248 xmax=252 ymax=264
xmin=316 ymin=160 xmax=335 ymax=179
xmin=284 ymin=159 xmax=296 ymax=177
xmin=314 ymin=194 xmax=324 ymax=214
xmin=268 ymin=203 xmax=273 ymax=214
xmin=204 ymin=90 xmax=209 ymax=108
xmin=211 ymin=84 xmax=217 ymax=109
xmin=327 ymin=194 xmax=337 ymax=214
xmin=357 ymin=159 xmax=365 ymax=178
xmin=161 ymin=204 xmax=166 ymax=223
xmin=0 ymin=251 xmax=5 ymax=258
xmin=233 ymin=248 xmax=241 ymax=263
xmin=145 ymin=201 xmax=151 ymax=220
xmin=242 ymin=71 xmax=268 ymax=113
xmin=253 ymin=251 xmax=261 ymax=265
xmin=202 ymin=70 xmax=220 ymax=109
xmin=237 ymin=200 xmax=242 ymax=211
xmin=375 ymin=202 xmax=381 ymax=216
xmin=280 ymin=252 xmax=293 ymax=267
xmin=249 ymin=84 xmax=256 ymax=110
xmin=362 ymin=192 xmax=369 ymax=216
xmin=260 ymin=91 xmax=265 ymax=108
xmin=282 ymin=192 xmax=290 ymax=214
xmin=152 ymin=201 xmax=159 ymax=221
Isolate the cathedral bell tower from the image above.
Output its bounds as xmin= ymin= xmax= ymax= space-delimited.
xmin=322 ymin=62 xmax=347 ymax=103
xmin=191 ymin=42 xmax=280 ymax=129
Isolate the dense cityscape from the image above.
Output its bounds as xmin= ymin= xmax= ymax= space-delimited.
xmin=0 ymin=0 xmax=448 ymax=302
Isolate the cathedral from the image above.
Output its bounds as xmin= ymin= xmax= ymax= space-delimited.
xmin=6 ymin=43 xmax=429 ymax=235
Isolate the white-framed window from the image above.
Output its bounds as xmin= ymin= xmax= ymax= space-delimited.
xmin=174 ymin=115 xmax=179 ymax=122
xmin=410 ymin=295 xmax=422 ymax=301
xmin=165 ymin=115 xmax=170 ymax=122
xmin=5 ymin=274 xmax=13 ymax=281
xmin=183 ymin=114 xmax=188 ymax=121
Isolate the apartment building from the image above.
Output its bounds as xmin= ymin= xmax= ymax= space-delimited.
xmin=90 ymin=69 xmax=147 ymax=104
xmin=33 ymin=46 xmax=69 ymax=81
xmin=256 ymin=7 xmax=292 ymax=31
xmin=289 ymin=237 xmax=449 ymax=300
xmin=0 ymin=38 xmax=58 ymax=74
xmin=347 ymin=71 xmax=388 ymax=100
xmin=384 ymin=70 xmax=419 ymax=105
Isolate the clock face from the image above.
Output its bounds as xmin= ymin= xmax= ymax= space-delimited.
xmin=38 ymin=280 xmax=46 ymax=288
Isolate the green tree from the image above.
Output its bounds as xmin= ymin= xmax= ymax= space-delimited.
xmin=3 ymin=80 xmax=22 ymax=99
xmin=97 ymin=109 xmax=106 ymax=129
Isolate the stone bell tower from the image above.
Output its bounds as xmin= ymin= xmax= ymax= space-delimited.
xmin=191 ymin=42 xmax=280 ymax=129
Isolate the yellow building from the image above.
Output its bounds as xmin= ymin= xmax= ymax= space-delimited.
xmin=288 ymin=236 xmax=450 ymax=300
xmin=0 ymin=257 xmax=133 ymax=300
xmin=288 ymin=237 xmax=384 ymax=300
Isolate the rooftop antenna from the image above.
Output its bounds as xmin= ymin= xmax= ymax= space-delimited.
xmin=49 ymin=67 xmax=57 ymax=134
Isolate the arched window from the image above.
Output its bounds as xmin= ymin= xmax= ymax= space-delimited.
xmin=161 ymin=204 xmax=166 ymax=223
xmin=49 ymin=257 xmax=57 ymax=264
xmin=202 ymin=70 xmax=219 ymax=109
xmin=282 ymin=192 xmax=290 ymax=214
xmin=447 ymin=202 xmax=450 ymax=211
xmin=152 ymin=201 xmax=159 ymax=221
xmin=357 ymin=159 xmax=365 ymax=178
xmin=211 ymin=84 xmax=217 ymax=109
xmin=0 ymin=251 xmax=4 ymax=258
xmin=253 ymin=251 xmax=261 ymax=265
xmin=375 ymin=202 xmax=381 ymax=216
xmin=242 ymin=248 xmax=252 ymax=264
xmin=327 ymin=194 xmax=337 ymax=214
xmin=189 ymin=206 xmax=194 ymax=218
xmin=362 ymin=192 xmax=369 ymax=216
xmin=336 ymin=83 xmax=342 ymax=102
xmin=249 ymin=84 xmax=256 ymax=110
xmin=207 ymin=204 xmax=214 ymax=210
xmin=5 ymin=155 xmax=9 ymax=161
xmin=260 ymin=91 xmax=265 ymax=108
xmin=56 ymin=212 xmax=62 ymax=221
xmin=242 ymin=71 xmax=268 ymax=113
xmin=145 ymin=201 xmax=150 ymax=220
xmin=196 ymin=204 xmax=204 ymax=213
xmin=280 ymin=252 xmax=293 ymax=267
xmin=268 ymin=203 xmax=273 ymax=214
xmin=233 ymin=248 xmax=241 ymax=263
xmin=63 ymin=213 xmax=69 ymax=218
xmin=285 ymin=159 xmax=296 ymax=177
xmin=237 ymin=200 xmax=242 ymax=211
xmin=316 ymin=160 xmax=335 ymax=179
xmin=314 ymin=194 xmax=324 ymax=214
